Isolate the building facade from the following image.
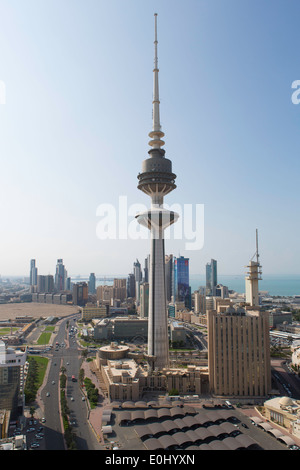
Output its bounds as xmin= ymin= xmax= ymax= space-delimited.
xmin=206 ymin=259 xmax=217 ymax=296
xmin=173 ymin=256 xmax=190 ymax=308
xmin=0 ymin=341 xmax=27 ymax=419
xmin=208 ymin=307 xmax=271 ymax=398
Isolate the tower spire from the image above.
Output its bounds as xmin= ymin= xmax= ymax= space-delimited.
xmin=148 ymin=13 xmax=165 ymax=149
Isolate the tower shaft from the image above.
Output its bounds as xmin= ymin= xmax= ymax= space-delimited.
xmin=136 ymin=14 xmax=178 ymax=371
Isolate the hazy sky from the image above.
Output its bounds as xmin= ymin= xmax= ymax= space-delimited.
xmin=0 ymin=0 xmax=300 ymax=277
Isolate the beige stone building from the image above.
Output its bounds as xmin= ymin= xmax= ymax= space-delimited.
xmin=264 ymin=396 xmax=300 ymax=438
xmin=208 ymin=306 xmax=271 ymax=398
xmin=81 ymin=304 xmax=108 ymax=322
xmin=95 ymin=343 xmax=209 ymax=400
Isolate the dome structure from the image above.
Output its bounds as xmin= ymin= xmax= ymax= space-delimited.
xmin=279 ymin=396 xmax=294 ymax=407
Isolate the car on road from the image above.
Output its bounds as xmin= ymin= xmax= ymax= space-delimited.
xmin=71 ymin=397 xmax=74 ymax=401
xmin=46 ymin=392 xmax=50 ymax=397
xmin=31 ymin=443 xmax=40 ymax=448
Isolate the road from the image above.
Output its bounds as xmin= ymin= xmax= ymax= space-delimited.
xmin=41 ymin=314 xmax=102 ymax=450
xmin=271 ymin=359 xmax=300 ymax=400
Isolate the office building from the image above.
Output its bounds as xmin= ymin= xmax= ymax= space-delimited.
xmin=127 ymin=273 xmax=135 ymax=298
xmin=215 ymin=284 xmax=229 ymax=299
xmin=29 ymin=259 xmax=38 ymax=287
xmin=37 ymin=274 xmax=54 ymax=293
xmin=55 ymin=259 xmax=67 ymax=292
xmin=207 ymin=306 xmax=271 ymax=397
xmin=97 ymin=280 xmax=126 ymax=304
xmin=173 ymin=256 xmax=190 ymax=308
xmin=140 ymin=282 xmax=149 ymax=318
xmin=81 ymin=304 xmax=108 ymax=322
xmin=73 ymin=282 xmax=88 ymax=306
xmin=88 ymin=273 xmax=96 ymax=294
xmin=206 ymin=259 xmax=217 ymax=296
xmin=133 ymin=259 xmax=142 ymax=304
xmin=113 ymin=278 xmax=127 ymax=302
xmin=136 ymin=14 xmax=178 ymax=370
xmin=0 ymin=341 xmax=27 ymax=419
xmin=165 ymin=254 xmax=173 ymax=302
xmin=194 ymin=290 xmax=206 ymax=314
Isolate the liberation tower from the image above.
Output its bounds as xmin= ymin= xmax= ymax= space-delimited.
xmin=136 ymin=14 xmax=178 ymax=371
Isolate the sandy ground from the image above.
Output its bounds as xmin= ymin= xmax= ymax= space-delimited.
xmin=0 ymin=302 xmax=79 ymax=320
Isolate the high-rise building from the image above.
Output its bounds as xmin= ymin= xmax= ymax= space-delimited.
xmin=143 ymin=255 xmax=150 ymax=283
xmin=207 ymin=307 xmax=271 ymax=397
xmin=73 ymin=282 xmax=88 ymax=306
xmin=140 ymin=282 xmax=149 ymax=318
xmin=194 ymin=290 xmax=206 ymax=314
xmin=37 ymin=275 xmax=54 ymax=293
xmin=55 ymin=259 xmax=67 ymax=292
xmin=215 ymin=284 xmax=229 ymax=299
xmin=88 ymin=273 xmax=96 ymax=294
xmin=245 ymin=230 xmax=262 ymax=307
xmin=206 ymin=259 xmax=217 ymax=296
xmin=136 ymin=14 xmax=178 ymax=370
xmin=165 ymin=254 xmax=173 ymax=302
xmin=173 ymin=256 xmax=190 ymax=308
xmin=0 ymin=341 xmax=27 ymax=419
xmin=127 ymin=273 xmax=135 ymax=298
xmin=133 ymin=259 xmax=142 ymax=304
xmin=113 ymin=278 xmax=127 ymax=302
xmin=30 ymin=259 xmax=38 ymax=286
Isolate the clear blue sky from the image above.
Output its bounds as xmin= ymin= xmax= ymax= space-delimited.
xmin=0 ymin=0 xmax=299 ymax=277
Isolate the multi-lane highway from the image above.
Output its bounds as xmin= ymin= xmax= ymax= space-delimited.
xmin=40 ymin=314 xmax=102 ymax=450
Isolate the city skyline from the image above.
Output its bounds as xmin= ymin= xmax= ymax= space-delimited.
xmin=1 ymin=1 xmax=300 ymax=277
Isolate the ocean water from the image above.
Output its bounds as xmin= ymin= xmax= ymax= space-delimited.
xmin=190 ymin=274 xmax=300 ymax=297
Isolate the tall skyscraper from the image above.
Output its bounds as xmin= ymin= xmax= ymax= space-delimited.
xmin=73 ymin=282 xmax=88 ymax=306
xmin=88 ymin=273 xmax=96 ymax=294
xmin=30 ymin=259 xmax=38 ymax=286
xmin=133 ymin=259 xmax=142 ymax=304
xmin=245 ymin=230 xmax=262 ymax=307
xmin=55 ymin=259 xmax=67 ymax=292
xmin=37 ymin=274 xmax=54 ymax=293
xmin=173 ymin=256 xmax=190 ymax=307
xmin=127 ymin=273 xmax=135 ymax=298
xmin=165 ymin=254 xmax=174 ymax=302
xmin=143 ymin=255 xmax=150 ymax=283
xmin=206 ymin=259 xmax=217 ymax=296
xmin=136 ymin=14 xmax=178 ymax=370
xmin=140 ymin=282 xmax=149 ymax=318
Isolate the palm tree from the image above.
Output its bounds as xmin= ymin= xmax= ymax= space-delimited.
xmin=30 ymin=406 xmax=36 ymax=419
